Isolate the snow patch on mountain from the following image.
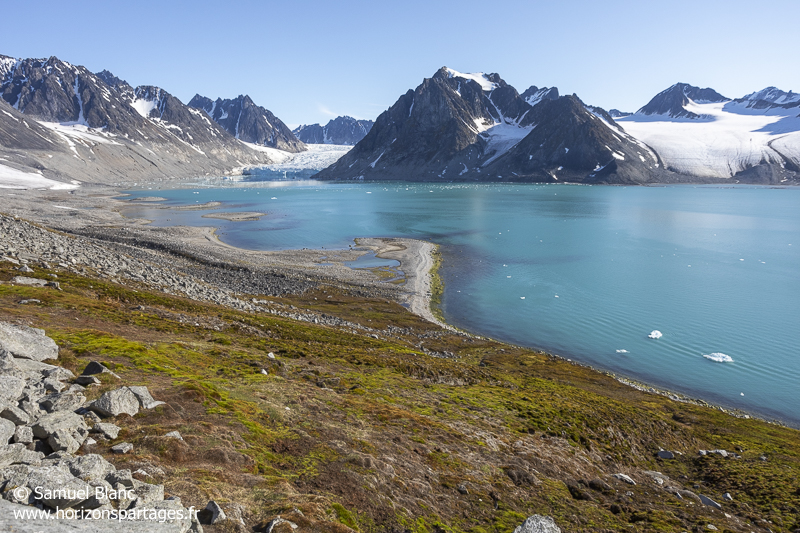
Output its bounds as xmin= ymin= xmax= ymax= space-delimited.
xmin=445 ymin=68 xmax=498 ymax=92
xmin=742 ymin=87 xmax=800 ymax=105
xmin=0 ymin=163 xmax=78 ymax=190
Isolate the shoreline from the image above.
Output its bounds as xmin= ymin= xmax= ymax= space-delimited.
xmin=0 ymin=185 xmax=793 ymax=429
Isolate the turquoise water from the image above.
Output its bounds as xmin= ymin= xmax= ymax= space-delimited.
xmin=124 ymin=182 xmax=800 ymax=426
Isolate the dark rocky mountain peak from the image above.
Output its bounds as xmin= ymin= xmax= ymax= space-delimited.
xmin=293 ymin=116 xmax=374 ymax=145
xmin=520 ymin=86 xmax=559 ymax=107
xmin=95 ymin=69 xmax=132 ymax=92
xmin=734 ymin=86 xmax=800 ymax=112
xmin=188 ymin=93 xmax=305 ymax=153
xmin=608 ymin=109 xmax=632 ymax=118
xmin=637 ymin=83 xmax=728 ymax=118
xmin=315 ymin=68 xmax=668 ymax=184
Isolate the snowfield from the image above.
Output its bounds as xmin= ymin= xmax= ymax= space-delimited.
xmin=0 ymin=164 xmax=78 ymax=190
xmin=618 ymin=100 xmax=800 ymax=178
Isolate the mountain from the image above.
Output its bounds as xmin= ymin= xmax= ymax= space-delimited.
xmin=315 ymin=67 xmax=668 ymax=184
xmin=618 ymin=84 xmax=800 ymax=181
xmin=293 ymin=116 xmax=373 ymax=145
xmin=0 ymin=54 xmax=275 ymax=186
xmin=636 ymin=83 xmax=728 ymax=118
xmin=608 ymin=109 xmax=632 ymax=118
xmin=187 ymin=94 xmax=305 ymax=153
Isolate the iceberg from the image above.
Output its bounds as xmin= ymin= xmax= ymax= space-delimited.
xmin=703 ymin=352 xmax=734 ymax=363
xmin=616 ymin=349 xmax=629 ymax=353
xmin=648 ymin=330 xmax=663 ymax=339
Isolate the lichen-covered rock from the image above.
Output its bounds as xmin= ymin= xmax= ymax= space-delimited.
xmin=48 ymin=427 xmax=82 ymax=454
xmin=0 ymin=443 xmax=44 ymax=467
xmin=0 ymin=322 xmax=58 ymax=362
xmin=128 ymin=386 xmax=166 ymax=409
xmin=0 ymin=418 xmax=15 ymax=443
xmin=513 ymin=514 xmax=562 ymax=533
xmin=90 ymin=388 xmax=139 ymax=417
xmin=92 ymin=422 xmax=121 ymax=439
xmin=0 ymin=375 xmax=26 ymax=402
xmin=40 ymin=390 xmax=86 ymax=413
xmin=1 ymin=404 xmax=31 ymax=425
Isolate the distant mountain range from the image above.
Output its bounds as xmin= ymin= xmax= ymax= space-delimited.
xmin=316 ymin=69 xmax=800 ymax=184
xmin=1 ymin=54 xmax=798 ymax=187
xmin=0 ymin=55 xmax=296 ymax=186
xmin=293 ymin=116 xmax=373 ymax=145
xmin=187 ymin=94 xmax=305 ymax=153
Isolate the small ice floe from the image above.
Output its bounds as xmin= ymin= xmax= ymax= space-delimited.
xmin=616 ymin=349 xmax=629 ymax=353
xmin=520 ymin=296 xmax=525 ymax=299
xmin=507 ymin=275 xmax=511 ymax=278
xmin=703 ymin=352 xmax=734 ymax=363
xmin=648 ymin=330 xmax=663 ymax=339
xmin=271 ymin=197 xmax=277 ymax=199
xmin=366 ymin=191 xmax=372 ymax=194
xmin=740 ymin=392 xmax=744 ymax=396
xmin=554 ymin=295 xmax=559 ymax=298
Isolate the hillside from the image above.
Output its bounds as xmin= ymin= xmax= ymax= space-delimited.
xmin=1 ymin=211 xmax=798 ymax=533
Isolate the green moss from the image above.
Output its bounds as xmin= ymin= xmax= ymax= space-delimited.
xmin=331 ymin=502 xmax=359 ymax=530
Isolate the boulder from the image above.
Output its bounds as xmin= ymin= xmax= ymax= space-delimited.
xmin=13 ymin=425 xmax=34 ymax=444
xmin=612 ymin=473 xmax=636 ymax=485
xmin=63 ymin=454 xmax=117 ymax=482
xmin=107 ymin=469 xmax=135 ymax=487
xmin=23 ymin=465 xmax=94 ymax=509
xmin=129 ymin=479 xmax=165 ymax=507
xmin=48 ymin=427 xmax=82 ymax=454
xmin=700 ymin=494 xmax=722 ymax=509
xmin=165 ymin=431 xmax=183 ymax=440
xmin=10 ymin=276 xmax=45 ymax=286
xmin=76 ymin=375 xmax=101 ymax=386
xmin=203 ymin=500 xmax=227 ymax=525
xmin=92 ymin=422 xmax=121 ymax=440
xmin=1 ymin=404 xmax=31 ymax=425
xmin=111 ymin=442 xmax=133 ymax=454
xmin=128 ymin=386 xmax=166 ymax=409
xmin=0 ymin=375 xmax=26 ymax=402
xmin=90 ymin=388 xmax=139 ymax=417
xmin=657 ymin=450 xmax=674 ymax=459
xmin=81 ymin=361 xmax=120 ymax=379
xmin=0 ymin=443 xmax=44 ymax=467
xmin=0 ymin=322 xmax=58 ymax=362
xmin=0 ymin=418 xmax=15 ymax=443
xmin=32 ymin=411 xmax=89 ymax=443
xmin=513 ymin=515 xmax=562 ymax=533
xmin=40 ymin=390 xmax=86 ymax=413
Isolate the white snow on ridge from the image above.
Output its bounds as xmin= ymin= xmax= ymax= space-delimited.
xmin=131 ymin=98 xmax=159 ymax=119
xmin=0 ymin=164 xmax=78 ymax=190
xmin=618 ymin=100 xmax=800 ymax=178
xmin=445 ymin=68 xmax=498 ymax=92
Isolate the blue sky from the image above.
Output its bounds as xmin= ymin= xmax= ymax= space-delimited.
xmin=2 ymin=0 xmax=798 ymax=127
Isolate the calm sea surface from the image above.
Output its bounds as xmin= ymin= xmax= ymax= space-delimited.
xmin=124 ymin=181 xmax=800 ymax=426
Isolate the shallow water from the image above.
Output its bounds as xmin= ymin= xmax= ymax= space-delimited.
xmin=124 ymin=182 xmax=800 ymax=426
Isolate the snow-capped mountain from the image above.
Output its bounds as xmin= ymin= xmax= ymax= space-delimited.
xmin=293 ymin=116 xmax=373 ymax=145
xmin=0 ymin=54 xmax=277 ymax=186
xmin=617 ymin=83 xmax=800 ymax=180
xmin=315 ymin=67 xmax=667 ymax=184
xmin=187 ymin=94 xmax=305 ymax=153
xmin=636 ymin=83 xmax=728 ymax=119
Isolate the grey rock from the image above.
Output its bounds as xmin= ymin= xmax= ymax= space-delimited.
xmin=92 ymin=422 xmax=121 ymax=439
xmin=18 ymin=299 xmax=41 ymax=305
xmin=129 ymin=479 xmax=165 ymax=507
xmin=42 ymin=376 xmax=68 ymax=392
xmin=40 ymin=390 xmax=86 ymax=413
xmin=13 ymin=425 xmax=34 ymax=444
xmin=18 ymin=400 xmax=44 ymax=422
xmin=265 ymin=517 xmax=298 ymax=533
xmin=0 ymin=322 xmax=59 ymax=362
xmin=612 ymin=473 xmax=636 ymax=485
xmin=0 ymin=418 xmax=14 ymax=444
xmin=0 ymin=443 xmax=44 ymax=467
xmin=12 ymin=358 xmax=58 ymax=377
xmin=165 ymin=431 xmax=183 ymax=440
xmin=81 ymin=361 xmax=120 ymax=378
xmin=112 ymin=442 xmax=133 ymax=454
xmin=24 ymin=465 xmax=94 ymax=509
xmin=657 ymin=450 xmax=674 ymax=459
xmin=1 ymin=404 xmax=31 ymax=425
xmin=513 ymin=514 xmax=562 ymax=533
xmin=44 ymin=366 xmax=75 ymax=382
xmin=90 ymin=388 xmax=139 ymax=417
xmin=76 ymin=375 xmax=102 ymax=386
xmin=204 ymin=500 xmax=226 ymax=524
xmin=128 ymin=386 xmax=166 ymax=409
xmin=64 ymin=454 xmax=117 ymax=482
xmin=0 ymin=376 xmax=25 ymax=402
xmin=32 ymin=411 xmax=88 ymax=440
xmin=676 ymin=489 xmax=702 ymax=502
xmin=699 ymin=494 xmax=722 ymax=509
xmin=48 ymin=427 xmax=81 ymax=454
xmin=107 ymin=469 xmax=135 ymax=487
xmin=723 ymin=492 xmax=733 ymax=501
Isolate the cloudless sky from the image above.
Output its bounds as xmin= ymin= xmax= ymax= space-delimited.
xmin=2 ymin=0 xmax=798 ymax=127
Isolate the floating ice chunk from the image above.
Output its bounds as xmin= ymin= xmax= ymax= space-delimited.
xmin=616 ymin=349 xmax=629 ymax=353
xmin=648 ymin=330 xmax=663 ymax=339
xmin=740 ymin=392 xmax=744 ymax=396
xmin=703 ymin=352 xmax=734 ymax=363
xmin=554 ymin=295 xmax=559 ymax=298
xmin=271 ymin=197 xmax=277 ymax=199
xmin=520 ymin=296 xmax=525 ymax=300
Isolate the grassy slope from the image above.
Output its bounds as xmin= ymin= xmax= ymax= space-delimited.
xmin=1 ymin=262 xmax=798 ymax=533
